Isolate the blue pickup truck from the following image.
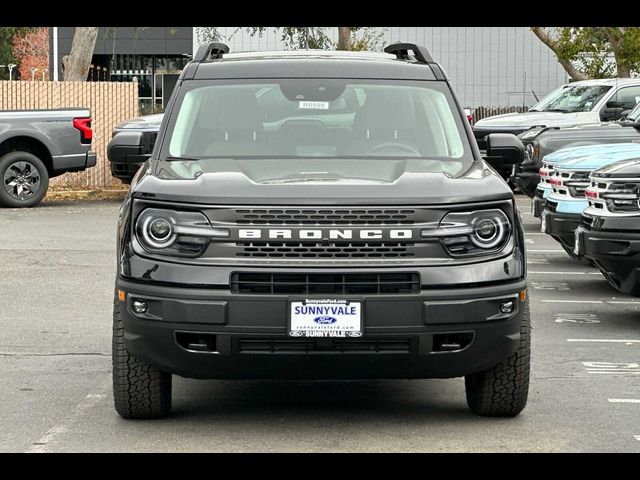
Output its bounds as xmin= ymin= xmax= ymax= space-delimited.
xmin=540 ymin=143 xmax=640 ymax=258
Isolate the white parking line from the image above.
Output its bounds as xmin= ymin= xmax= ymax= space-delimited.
xmin=26 ymin=392 xmax=106 ymax=453
xmin=527 ymin=249 xmax=567 ymax=253
xmin=542 ymin=300 xmax=604 ymax=304
xmin=608 ymin=399 xmax=640 ymax=404
xmin=529 ymin=271 xmax=601 ymax=275
xmin=583 ymin=362 xmax=640 ymax=375
xmin=541 ymin=300 xmax=640 ymax=305
xmin=568 ymin=339 xmax=640 ymax=343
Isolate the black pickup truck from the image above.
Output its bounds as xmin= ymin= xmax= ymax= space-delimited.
xmin=108 ymin=43 xmax=530 ymax=419
xmin=0 ymin=108 xmax=96 ymax=207
xmin=513 ymin=102 xmax=640 ymax=198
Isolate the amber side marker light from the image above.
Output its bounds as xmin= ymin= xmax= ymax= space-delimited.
xmin=520 ymin=289 xmax=527 ymax=302
xmin=118 ymin=289 xmax=126 ymax=302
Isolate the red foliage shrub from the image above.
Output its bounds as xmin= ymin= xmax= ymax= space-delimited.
xmin=12 ymin=27 xmax=49 ymax=81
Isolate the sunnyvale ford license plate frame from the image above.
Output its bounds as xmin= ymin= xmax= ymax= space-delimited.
xmin=288 ymin=298 xmax=364 ymax=338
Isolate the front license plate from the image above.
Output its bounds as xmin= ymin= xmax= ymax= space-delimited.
xmin=289 ymin=299 xmax=363 ymax=338
xmin=574 ymin=229 xmax=584 ymax=256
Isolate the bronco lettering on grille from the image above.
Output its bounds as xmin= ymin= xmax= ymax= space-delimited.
xmin=238 ymin=229 xmax=413 ymax=240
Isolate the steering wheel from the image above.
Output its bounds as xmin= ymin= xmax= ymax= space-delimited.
xmin=365 ymin=142 xmax=421 ymax=156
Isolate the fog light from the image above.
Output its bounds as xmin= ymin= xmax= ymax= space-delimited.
xmin=132 ymin=300 xmax=148 ymax=314
xmin=500 ymin=301 xmax=514 ymax=314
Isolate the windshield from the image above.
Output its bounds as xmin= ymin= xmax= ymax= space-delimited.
xmin=163 ymin=79 xmax=473 ymax=176
xmin=530 ymin=84 xmax=612 ymax=113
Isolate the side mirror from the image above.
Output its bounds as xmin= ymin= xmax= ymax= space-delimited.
xmin=107 ymin=131 xmax=154 ymax=164
xmin=483 ymin=133 xmax=525 ymax=166
xmin=601 ymin=106 xmax=625 ymax=121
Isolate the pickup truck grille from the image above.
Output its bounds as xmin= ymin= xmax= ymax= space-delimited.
xmin=235 ymin=241 xmax=415 ymax=258
xmin=586 ymin=177 xmax=640 ymax=214
xmin=235 ymin=208 xmax=416 ymax=225
xmin=551 ymin=169 xmax=591 ymax=199
xmin=230 ymin=272 xmax=420 ymax=295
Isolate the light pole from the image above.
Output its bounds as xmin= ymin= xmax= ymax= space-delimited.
xmin=53 ymin=27 xmax=59 ymax=81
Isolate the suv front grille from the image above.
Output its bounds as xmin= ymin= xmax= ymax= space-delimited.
xmin=237 ymin=337 xmax=413 ymax=354
xmin=235 ymin=208 xmax=416 ymax=225
xmin=235 ymin=241 xmax=415 ymax=258
xmin=230 ymin=272 xmax=420 ymax=295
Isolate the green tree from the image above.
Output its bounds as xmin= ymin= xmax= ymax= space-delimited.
xmin=531 ymin=27 xmax=640 ymax=80
xmin=234 ymin=27 xmax=385 ymax=51
xmin=0 ymin=27 xmax=36 ymax=80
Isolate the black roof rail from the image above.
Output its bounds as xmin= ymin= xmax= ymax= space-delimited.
xmin=384 ymin=43 xmax=434 ymax=64
xmin=193 ymin=42 xmax=230 ymax=63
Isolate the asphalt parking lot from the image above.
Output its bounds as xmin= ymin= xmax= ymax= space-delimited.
xmin=1 ymin=195 xmax=639 ymax=453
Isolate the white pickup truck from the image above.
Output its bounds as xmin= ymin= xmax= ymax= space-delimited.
xmin=473 ymin=78 xmax=640 ymax=178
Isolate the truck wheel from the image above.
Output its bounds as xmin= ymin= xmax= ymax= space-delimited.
xmin=112 ymin=292 xmax=172 ymax=419
xmin=465 ymin=300 xmax=530 ymax=417
xmin=0 ymin=151 xmax=49 ymax=208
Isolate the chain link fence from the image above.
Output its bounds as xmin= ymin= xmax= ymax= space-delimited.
xmin=471 ymin=106 xmax=530 ymax=125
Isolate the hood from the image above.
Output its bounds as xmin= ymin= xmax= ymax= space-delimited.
xmin=555 ymin=145 xmax=640 ymax=170
xmin=544 ymin=143 xmax=640 ymax=165
xmin=115 ymin=113 xmax=164 ymax=130
xmin=592 ymin=158 xmax=640 ymax=178
xmin=132 ymin=158 xmax=512 ymax=205
xmin=474 ymin=111 xmax=598 ymax=129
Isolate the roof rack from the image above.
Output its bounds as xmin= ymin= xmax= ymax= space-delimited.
xmin=193 ymin=42 xmax=230 ymax=62
xmin=383 ymin=43 xmax=434 ymax=64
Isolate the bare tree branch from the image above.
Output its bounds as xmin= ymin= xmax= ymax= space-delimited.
xmin=530 ymin=27 xmax=590 ymax=81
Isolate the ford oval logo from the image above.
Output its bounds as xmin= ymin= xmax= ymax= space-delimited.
xmin=314 ymin=316 xmax=337 ymax=324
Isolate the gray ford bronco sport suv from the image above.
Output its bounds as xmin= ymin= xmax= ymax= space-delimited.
xmin=109 ymin=43 xmax=529 ymax=419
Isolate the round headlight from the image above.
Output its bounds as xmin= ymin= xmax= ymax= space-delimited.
xmin=525 ymin=144 xmax=534 ymax=161
xmin=470 ymin=213 xmax=507 ymax=249
xmin=149 ymin=218 xmax=172 ymax=241
xmin=140 ymin=214 xmax=176 ymax=249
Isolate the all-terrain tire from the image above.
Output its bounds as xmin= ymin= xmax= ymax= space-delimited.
xmin=464 ymin=299 xmax=531 ymax=417
xmin=0 ymin=151 xmax=49 ymax=208
xmin=112 ymin=292 xmax=172 ymax=419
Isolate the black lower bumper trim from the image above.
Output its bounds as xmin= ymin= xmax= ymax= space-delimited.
xmin=546 ymin=211 xmax=581 ymax=250
xmin=116 ymin=277 xmax=527 ymax=380
xmin=577 ymin=225 xmax=640 ymax=295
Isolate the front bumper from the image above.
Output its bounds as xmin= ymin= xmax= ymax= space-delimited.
xmin=577 ymin=218 xmax=640 ymax=295
xmin=542 ymin=210 xmax=581 ymax=250
xmin=116 ymin=276 xmax=528 ymax=380
xmin=512 ymin=166 xmax=539 ymax=198
xmin=532 ymin=190 xmax=546 ymax=218
xmin=110 ymin=161 xmax=142 ymax=184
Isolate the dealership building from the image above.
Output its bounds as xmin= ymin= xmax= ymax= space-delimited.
xmin=50 ymin=27 xmax=569 ymax=112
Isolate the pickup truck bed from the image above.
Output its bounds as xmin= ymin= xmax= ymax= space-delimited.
xmin=0 ymin=108 xmax=96 ymax=207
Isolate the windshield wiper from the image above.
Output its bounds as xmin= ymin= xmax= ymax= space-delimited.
xmin=165 ymin=155 xmax=201 ymax=161
xmin=542 ymin=108 xmax=569 ymax=113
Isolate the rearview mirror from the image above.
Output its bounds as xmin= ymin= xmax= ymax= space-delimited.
xmin=483 ymin=133 xmax=525 ymax=166
xmin=107 ymin=131 xmax=154 ymax=164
